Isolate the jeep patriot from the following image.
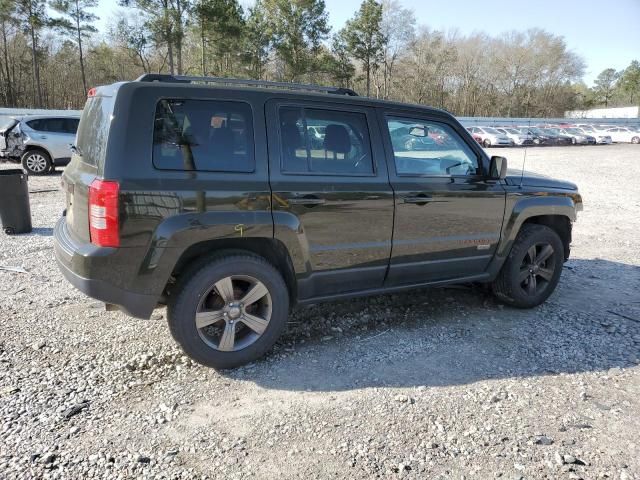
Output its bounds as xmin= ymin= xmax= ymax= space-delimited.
xmin=54 ymin=75 xmax=583 ymax=368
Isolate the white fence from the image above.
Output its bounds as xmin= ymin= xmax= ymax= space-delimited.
xmin=2 ymin=107 xmax=638 ymax=129
xmin=0 ymin=108 xmax=82 ymax=126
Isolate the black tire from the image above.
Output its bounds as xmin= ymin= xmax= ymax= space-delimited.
xmin=167 ymin=252 xmax=289 ymax=369
xmin=632 ymin=136 xmax=640 ymax=144
xmin=483 ymin=138 xmax=491 ymax=148
xmin=21 ymin=149 xmax=52 ymax=176
xmin=492 ymin=224 xmax=564 ymax=308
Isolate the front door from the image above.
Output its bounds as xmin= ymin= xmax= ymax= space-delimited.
xmin=266 ymin=100 xmax=394 ymax=299
xmin=380 ymin=111 xmax=506 ymax=285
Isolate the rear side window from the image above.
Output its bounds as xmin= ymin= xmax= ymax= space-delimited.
xmin=153 ymin=99 xmax=254 ymax=173
xmin=64 ymin=118 xmax=79 ymax=134
xmin=26 ymin=118 xmax=68 ymax=133
xmin=278 ymin=106 xmax=373 ymax=175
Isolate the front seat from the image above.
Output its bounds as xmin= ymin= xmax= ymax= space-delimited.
xmin=320 ymin=124 xmax=351 ymax=172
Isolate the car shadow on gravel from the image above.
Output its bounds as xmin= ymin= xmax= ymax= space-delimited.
xmin=227 ymin=258 xmax=640 ymax=392
xmin=26 ymin=227 xmax=54 ymax=236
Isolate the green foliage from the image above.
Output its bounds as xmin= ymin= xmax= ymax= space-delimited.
xmin=340 ymin=0 xmax=385 ymax=96
xmin=1 ymin=0 xmax=638 ymax=118
xmin=262 ymin=0 xmax=329 ymax=81
xmin=618 ymin=60 xmax=640 ymax=104
xmin=49 ymin=0 xmax=99 ymax=92
xmin=241 ymin=1 xmax=272 ymax=79
xmin=592 ymin=68 xmax=620 ymax=107
xmin=193 ymin=0 xmax=244 ymax=76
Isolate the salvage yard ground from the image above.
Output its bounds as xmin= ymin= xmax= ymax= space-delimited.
xmin=1 ymin=144 xmax=639 ymax=479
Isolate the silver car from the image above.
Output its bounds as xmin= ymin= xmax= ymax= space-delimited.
xmin=494 ymin=127 xmax=534 ymax=146
xmin=574 ymin=127 xmax=612 ymax=144
xmin=0 ymin=115 xmax=80 ymax=175
xmin=558 ymin=128 xmax=597 ymax=145
xmin=467 ymin=126 xmax=514 ymax=147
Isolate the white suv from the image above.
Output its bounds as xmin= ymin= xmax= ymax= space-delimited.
xmin=0 ymin=115 xmax=80 ymax=175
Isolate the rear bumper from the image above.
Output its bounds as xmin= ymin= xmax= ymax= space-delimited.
xmin=54 ymin=217 xmax=158 ymax=319
xmin=53 ymin=157 xmax=71 ymax=167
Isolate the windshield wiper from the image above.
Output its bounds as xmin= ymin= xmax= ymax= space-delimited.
xmin=70 ymin=144 xmax=83 ymax=156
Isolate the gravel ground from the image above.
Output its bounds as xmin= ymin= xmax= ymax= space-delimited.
xmin=1 ymin=144 xmax=639 ymax=480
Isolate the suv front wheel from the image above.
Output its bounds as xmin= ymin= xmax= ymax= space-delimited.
xmin=167 ymin=253 xmax=289 ymax=369
xmin=492 ymin=224 xmax=564 ymax=308
xmin=22 ymin=149 xmax=52 ymax=175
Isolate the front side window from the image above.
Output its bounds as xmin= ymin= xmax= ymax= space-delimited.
xmin=279 ymin=106 xmax=373 ymax=175
xmin=386 ymin=116 xmax=479 ymax=176
xmin=153 ymin=99 xmax=254 ymax=172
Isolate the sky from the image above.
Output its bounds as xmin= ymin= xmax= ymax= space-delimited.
xmin=94 ymin=0 xmax=640 ymax=85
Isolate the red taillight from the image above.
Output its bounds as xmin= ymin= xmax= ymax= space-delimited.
xmin=88 ymin=179 xmax=119 ymax=247
xmin=87 ymin=87 xmax=97 ymax=97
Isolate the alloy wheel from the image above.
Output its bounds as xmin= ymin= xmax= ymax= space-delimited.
xmin=195 ymin=275 xmax=272 ymax=352
xmin=518 ymin=242 xmax=556 ymax=297
xmin=26 ymin=153 xmax=48 ymax=173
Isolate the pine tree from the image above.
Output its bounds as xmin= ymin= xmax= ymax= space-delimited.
xmin=50 ymin=0 xmax=99 ymax=95
xmin=340 ymin=0 xmax=385 ymax=96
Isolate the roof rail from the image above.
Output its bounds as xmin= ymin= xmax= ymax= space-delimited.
xmin=135 ymin=74 xmax=358 ymax=96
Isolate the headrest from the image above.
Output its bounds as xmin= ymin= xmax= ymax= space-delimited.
xmin=323 ymin=124 xmax=351 ymax=154
xmin=281 ymin=122 xmax=303 ymax=149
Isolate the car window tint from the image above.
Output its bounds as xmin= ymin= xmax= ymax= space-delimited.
xmin=386 ymin=116 xmax=479 ymax=176
xmin=64 ymin=118 xmax=79 ymax=134
xmin=25 ymin=119 xmax=43 ymax=131
xmin=153 ymin=99 xmax=254 ymax=172
xmin=43 ymin=118 xmax=67 ymax=133
xmin=279 ymin=107 xmax=373 ymax=175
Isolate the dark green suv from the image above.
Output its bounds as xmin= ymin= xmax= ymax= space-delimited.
xmin=54 ymin=75 xmax=583 ymax=369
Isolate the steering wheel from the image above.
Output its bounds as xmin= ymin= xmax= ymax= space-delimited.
xmin=443 ymin=160 xmax=464 ymax=175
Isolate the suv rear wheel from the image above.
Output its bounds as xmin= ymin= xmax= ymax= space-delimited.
xmin=492 ymin=224 xmax=564 ymax=308
xmin=22 ymin=149 xmax=52 ymax=175
xmin=167 ymin=253 xmax=289 ymax=369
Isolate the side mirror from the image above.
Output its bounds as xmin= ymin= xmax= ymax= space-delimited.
xmin=409 ymin=126 xmax=428 ymax=137
xmin=489 ymin=155 xmax=507 ymax=180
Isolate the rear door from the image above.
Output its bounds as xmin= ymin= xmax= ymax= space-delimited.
xmin=266 ymin=99 xmax=394 ymax=299
xmin=380 ymin=110 xmax=506 ymax=285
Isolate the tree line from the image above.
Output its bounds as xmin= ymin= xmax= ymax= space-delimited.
xmin=2 ymin=0 xmax=639 ymax=116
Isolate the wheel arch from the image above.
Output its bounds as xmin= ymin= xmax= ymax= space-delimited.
xmin=492 ymin=195 xmax=579 ymax=275
xmin=165 ymin=237 xmax=297 ymax=304
xmin=521 ymin=214 xmax=572 ymax=260
xmin=22 ymin=144 xmax=54 ymax=160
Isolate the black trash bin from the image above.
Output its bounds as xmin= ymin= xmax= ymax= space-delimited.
xmin=0 ymin=169 xmax=32 ymax=235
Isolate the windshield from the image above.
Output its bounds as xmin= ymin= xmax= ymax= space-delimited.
xmin=483 ymin=127 xmax=501 ymax=134
xmin=565 ymin=128 xmax=582 ymax=134
xmin=544 ymin=128 xmax=560 ymax=135
xmin=505 ymin=128 xmax=521 ymax=134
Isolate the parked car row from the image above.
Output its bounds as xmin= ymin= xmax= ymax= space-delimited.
xmin=0 ymin=115 xmax=80 ymax=175
xmin=466 ymin=123 xmax=640 ymax=148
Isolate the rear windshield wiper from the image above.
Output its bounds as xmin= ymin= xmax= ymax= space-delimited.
xmin=70 ymin=144 xmax=83 ymax=156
